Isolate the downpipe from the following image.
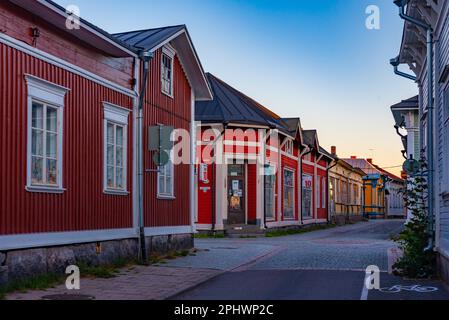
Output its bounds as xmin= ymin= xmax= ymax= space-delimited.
xmin=137 ymin=50 xmax=154 ymax=262
xmin=393 ymin=0 xmax=435 ymax=252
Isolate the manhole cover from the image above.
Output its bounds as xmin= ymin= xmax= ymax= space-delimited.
xmin=41 ymin=294 xmax=95 ymax=300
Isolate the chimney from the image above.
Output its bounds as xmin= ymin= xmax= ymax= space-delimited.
xmin=350 ymin=156 xmax=357 ymax=159
xmin=331 ymin=146 xmax=337 ymax=156
xmin=367 ymin=158 xmax=373 ymax=164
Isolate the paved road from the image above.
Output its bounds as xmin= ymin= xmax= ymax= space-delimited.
xmin=163 ymin=220 xmax=449 ymax=300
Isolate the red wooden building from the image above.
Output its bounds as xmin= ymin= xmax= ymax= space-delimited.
xmin=0 ymin=0 xmax=211 ymax=281
xmin=195 ymin=74 xmax=333 ymax=233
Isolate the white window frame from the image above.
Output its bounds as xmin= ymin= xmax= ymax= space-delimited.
xmin=157 ymin=146 xmax=175 ymax=199
xmin=25 ymin=75 xmax=68 ymax=193
xmin=316 ymin=176 xmax=321 ymax=209
xmin=285 ymin=139 xmax=294 ymax=155
xmin=302 ymin=174 xmax=313 ymax=218
xmin=161 ymin=45 xmax=175 ymax=98
xmin=322 ymin=177 xmax=326 ymax=208
xmin=103 ymin=102 xmax=130 ymax=195
xmin=283 ymin=168 xmax=295 ymax=219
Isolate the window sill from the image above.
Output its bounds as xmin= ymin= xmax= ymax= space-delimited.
xmin=104 ymin=189 xmax=130 ymax=196
xmin=26 ymin=185 xmax=65 ymax=194
xmin=157 ymin=195 xmax=176 ymax=200
xmin=161 ymin=91 xmax=174 ymax=99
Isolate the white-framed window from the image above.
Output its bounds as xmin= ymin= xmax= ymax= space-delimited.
xmin=161 ymin=45 xmax=175 ymax=97
xmin=302 ymin=174 xmax=313 ymax=218
xmin=103 ymin=102 xmax=130 ymax=194
xmin=316 ymin=176 xmax=321 ymax=209
xmin=322 ymin=177 xmax=326 ymax=208
xmin=285 ymin=139 xmax=293 ymax=155
xmin=157 ymin=148 xmax=174 ymax=198
xmin=25 ymin=75 xmax=68 ymax=193
xmin=283 ymin=168 xmax=295 ymax=219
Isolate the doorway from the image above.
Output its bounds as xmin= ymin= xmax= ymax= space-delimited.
xmin=227 ymin=164 xmax=245 ymax=225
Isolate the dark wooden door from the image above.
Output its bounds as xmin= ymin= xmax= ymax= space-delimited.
xmin=227 ymin=164 xmax=245 ymax=225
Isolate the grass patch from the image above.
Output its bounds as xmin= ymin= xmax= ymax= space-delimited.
xmin=265 ymin=224 xmax=337 ymax=238
xmin=194 ymin=233 xmax=225 ymax=239
xmin=78 ymin=258 xmax=130 ymax=279
xmin=0 ymin=273 xmax=64 ymax=300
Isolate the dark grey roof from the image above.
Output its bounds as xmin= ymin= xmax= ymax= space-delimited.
xmin=302 ymin=130 xmax=317 ymax=147
xmin=319 ymin=147 xmax=335 ymax=160
xmin=280 ymin=118 xmax=301 ymax=137
xmin=390 ymin=95 xmax=419 ymax=110
xmin=114 ymin=25 xmax=185 ymax=51
xmin=195 ymin=73 xmax=290 ymax=134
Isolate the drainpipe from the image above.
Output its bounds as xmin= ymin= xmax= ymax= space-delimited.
xmin=393 ymin=0 xmax=434 ymax=251
xmin=326 ymin=159 xmax=338 ymax=223
xmin=137 ymin=50 xmax=154 ymax=262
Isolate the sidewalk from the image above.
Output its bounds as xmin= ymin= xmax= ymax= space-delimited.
xmin=6 ymin=266 xmax=221 ymax=300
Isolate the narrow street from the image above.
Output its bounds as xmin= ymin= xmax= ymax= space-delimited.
xmin=163 ymin=220 xmax=449 ymax=300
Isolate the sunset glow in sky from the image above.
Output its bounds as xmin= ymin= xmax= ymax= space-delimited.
xmin=55 ymin=0 xmax=417 ymax=175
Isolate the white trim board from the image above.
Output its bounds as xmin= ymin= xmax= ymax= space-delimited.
xmin=0 ymin=32 xmax=135 ymax=97
xmin=144 ymin=226 xmax=193 ymax=236
xmin=0 ymin=228 xmax=137 ymax=251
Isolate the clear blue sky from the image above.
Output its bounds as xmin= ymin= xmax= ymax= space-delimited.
xmin=55 ymin=0 xmax=417 ymax=174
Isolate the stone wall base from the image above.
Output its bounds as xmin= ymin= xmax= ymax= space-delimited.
xmin=331 ymin=214 xmax=363 ymax=226
xmin=437 ymin=252 xmax=449 ymax=285
xmin=0 ymin=233 xmax=193 ymax=287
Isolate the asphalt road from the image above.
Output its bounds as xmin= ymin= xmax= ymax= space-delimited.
xmin=164 ymin=220 xmax=449 ymax=300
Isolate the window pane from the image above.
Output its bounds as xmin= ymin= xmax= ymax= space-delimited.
xmin=116 ymin=126 xmax=123 ymax=146
xmin=46 ymin=107 xmax=58 ymax=132
xmin=166 ymin=175 xmax=172 ymax=195
xmin=46 ymin=159 xmax=57 ymax=185
xmin=116 ymin=168 xmax=123 ymax=189
xmin=107 ymin=166 xmax=114 ymax=188
xmin=32 ymin=103 xmax=44 ymax=129
xmin=46 ymin=133 xmax=57 ymax=158
xmin=107 ymin=145 xmax=114 ymax=166
xmin=116 ymin=146 xmax=123 ymax=167
xmin=32 ymin=129 xmax=43 ymax=156
xmin=107 ymin=123 xmax=114 ymax=144
xmin=31 ymin=157 xmax=43 ymax=184
xmin=159 ymin=173 xmax=165 ymax=194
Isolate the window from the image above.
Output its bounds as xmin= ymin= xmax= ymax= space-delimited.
xmin=283 ymin=168 xmax=295 ymax=219
xmin=103 ymin=102 xmax=130 ymax=194
xmin=322 ymin=177 xmax=326 ymax=208
xmin=158 ymin=150 xmax=174 ymax=198
xmin=285 ymin=139 xmax=293 ymax=155
xmin=316 ymin=176 xmax=320 ymax=209
xmin=161 ymin=46 xmax=175 ymax=97
xmin=443 ymin=85 xmax=449 ymax=194
xmin=26 ymin=75 xmax=68 ymax=193
xmin=302 ymin=174 xmax=313 ymax=218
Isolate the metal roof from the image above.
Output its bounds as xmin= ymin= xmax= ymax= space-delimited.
xmin=391 ymin=95 xmax=419 ymax=127
xmin=302 ymin=130 xmax=317 ymax=147
xmin=114 ymin=25 xmax=185 ymax=51
xmin=341 ymin=158 xmax=381 ymax=175
xmin=195 ymin=73 xmax=290 ymax=134
xmin=114 ymin=25 xmax=213 ymax=100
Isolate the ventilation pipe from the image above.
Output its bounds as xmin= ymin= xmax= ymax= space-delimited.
xmin=392 ymin=0 xmax=434 ymax=251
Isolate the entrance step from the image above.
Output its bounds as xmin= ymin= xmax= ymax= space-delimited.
xmin=225 ymin=225 xmax=266 ymax=238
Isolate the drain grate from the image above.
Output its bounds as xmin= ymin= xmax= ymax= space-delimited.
xmin=41 ymin=293 xmax=95 ymax=300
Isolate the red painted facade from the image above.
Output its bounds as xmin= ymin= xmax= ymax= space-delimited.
xmin=0 ymin=9 xmax=134 ymax=235
xmin=142 ymin=49 xmax=192 ymax=227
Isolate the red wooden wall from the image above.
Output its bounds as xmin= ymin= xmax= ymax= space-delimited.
xmin=142 ymin=49 xmax=192 ymax=227
xmin=0 ymin=43 xmax=134 ymax=235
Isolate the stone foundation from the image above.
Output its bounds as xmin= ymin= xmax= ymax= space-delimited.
xmin=0 ymin=233 xmax=193 ymax=287
xmin=437 ymin=252 xmax=449 ymax=285
xmin=331 ymin=214 xmax=363 ymax=226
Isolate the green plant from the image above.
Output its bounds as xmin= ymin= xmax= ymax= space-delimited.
xmin=393 ymin=172 xmax=436 ymax=278
xmin=0 ymin=273 xmax=64 ymax=300
xmin=265 ymin=223 xmax=336 ymax=238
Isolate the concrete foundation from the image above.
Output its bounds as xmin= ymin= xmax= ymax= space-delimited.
xmin=0 ymin=233 xmax=193 ymax=286
xmin=331 ymin=214 xmax=363 ymax=226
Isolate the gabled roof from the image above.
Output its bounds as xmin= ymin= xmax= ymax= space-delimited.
xmin=341 ymin=158 xmax=381 ymax=175
xmin=114 ymin=25 xmax=212 ymax=101
xmin=280 ymin=118 xmax=304 ymax=145
xmin=319 ymin=147 xmax=335 ymax=161
xmin=302 ymin=130 xmax=318 ymax=148
xmin=9 ymin=0 xmax=137 ymax=58
xmin=372 ymin=164 xmax=404 ymax=183
xmin=195 ymin=73 xmax=291 ymax=135
xmin=391 ymin=95 xmax=419 ymax=126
